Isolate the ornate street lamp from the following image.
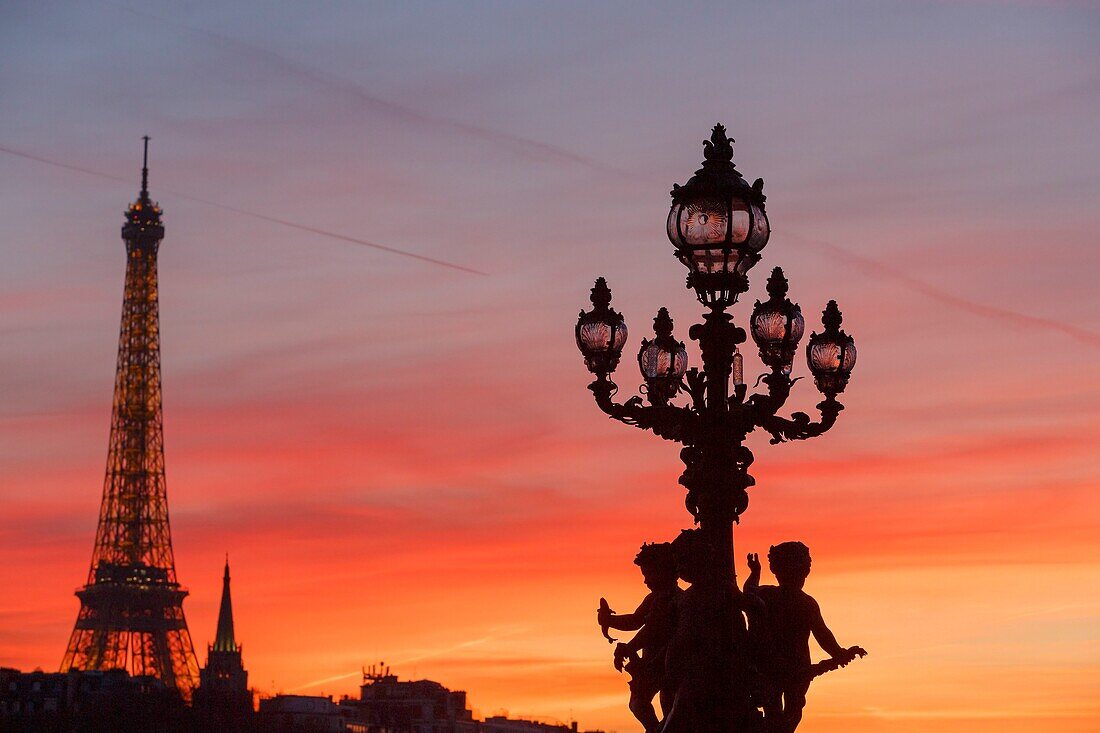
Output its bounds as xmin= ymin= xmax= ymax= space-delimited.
xmin=667 ymin=124 xmax=770 ymax=308
xmin=575 ymin=277 xmax=628 ymax=379
xmin=807 ymin=300 xmax=856 ymax=396
xmin=751 ymin=267 xmax=805 ymax=374
xmin=574 ymin=124 xmax=859 ymax=730
xmin=638 ymin=308 xmax=688 ymax=405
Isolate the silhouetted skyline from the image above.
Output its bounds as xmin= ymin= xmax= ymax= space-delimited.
xmin=0 ymin=3 xmax=1097 ymax=732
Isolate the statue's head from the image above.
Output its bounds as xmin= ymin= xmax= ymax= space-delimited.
xmin=671 ymin=529 xmax=713 ymax=585
xmin=635 ymin=542 xmax=676 ymax=589
xmin=768 ymin=541 xmax=812 ymax=588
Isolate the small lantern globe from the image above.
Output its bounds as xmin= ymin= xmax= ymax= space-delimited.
xmin=667 ymin=124 xmax=770 ymax=308
xmin=750 ymin=267 xmax=805 ymax=372
xmin=576 ymin=277 xmax=628 ymax=377
xmin=638 ymin=308 xmax=688 ymax=404
xmin=806 ymin=300 xmax=857 ymax=395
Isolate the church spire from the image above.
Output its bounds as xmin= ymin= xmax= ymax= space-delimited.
xmin=196 ymin=556 xmax=250 ymax=720
xmin=213 ymin=555 xmax=238 ymax=653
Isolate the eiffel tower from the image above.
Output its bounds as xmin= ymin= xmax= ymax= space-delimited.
xmin=60 ymin=138 xmax=199 ymax=699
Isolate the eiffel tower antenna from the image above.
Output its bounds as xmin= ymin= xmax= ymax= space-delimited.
xmin=141 ymin=135 xmax=150 ymax=198
xmin=60 ymin=138 xmax=199 ymax=699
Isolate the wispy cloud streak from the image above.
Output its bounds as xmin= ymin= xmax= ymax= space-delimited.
xmin=287 ymin=626 xmax=528 ymax=692
xmin=0 ymin=144 xmax=486 ymax=275
xmin=119 ymin=5 xmax=625 ymax=177
xmin=786 ymin=232 xmax=1100 ymax=348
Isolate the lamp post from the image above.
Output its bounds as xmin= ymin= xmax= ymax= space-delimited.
xmin=574 ymin=125 xmax=857 ymax=730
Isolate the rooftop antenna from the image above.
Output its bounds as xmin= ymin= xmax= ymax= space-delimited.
xmin=140 ymin=135 xmax=150 ymax=199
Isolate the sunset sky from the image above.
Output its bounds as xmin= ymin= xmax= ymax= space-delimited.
xmin=1 ymin=2 xmax=1098 ymax=731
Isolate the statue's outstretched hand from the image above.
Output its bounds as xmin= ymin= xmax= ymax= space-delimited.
xmin=836 ymin=646 xmax=867 ymax=666
xmin=746 ymin=553 xmax=761 ymax=575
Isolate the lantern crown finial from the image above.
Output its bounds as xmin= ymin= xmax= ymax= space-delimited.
xmin=653 ymin=307 xmax=674 ymax=337
xmin=766 ymin=267 xmax=789 ymax=300
xmin=703 ymin=123 xmax=734 ymax=165
xmin=822 ymin=300 xmax=843 ymax=332
xmin=590 ymin=277 xmax=613 ymax=309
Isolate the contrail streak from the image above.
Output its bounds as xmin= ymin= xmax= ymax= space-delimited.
xmin=0 ymin=144 xmax=487 ymax=276
xmin=785 ymin=231 xmax=1100 ymax=348
xmin=118 ymin=5 xmax=626 ymax=177
xmin=285 ymin=669 xmax=363 ymax=692
xmin=287 ymin=626 xmax=528 ymax=693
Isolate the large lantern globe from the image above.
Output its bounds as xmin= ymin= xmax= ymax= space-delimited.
xmin=576 ymin=277 xmax=628 ymax=377
xmin=638 ymin=307 xmax=688 ymax=404
xmin=751 ymin=267 xmax=805 ymax=373
xmin=806 ymin=300 xmax=857 ymax=396
xmin=667 ymin=124 xmax=770 ymax=308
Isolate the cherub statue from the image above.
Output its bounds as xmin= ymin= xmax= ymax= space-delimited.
xmin=597 ymin=542 xmax=680 ymax=732
xmin=744 ymin=542 xmax=867 ymax=733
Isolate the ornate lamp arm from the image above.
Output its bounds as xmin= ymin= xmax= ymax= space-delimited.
xmin=589 ymin=377 xmax=699 ymax=444
xmin=747 ymin=369 xmax=795 ymax=423
xmin=588 ymin=377 xmax=641 ymax=424
xmin=758 ymin=394 xmax=844 ymax=444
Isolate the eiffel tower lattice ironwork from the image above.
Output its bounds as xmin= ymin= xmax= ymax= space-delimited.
xmin=60 ymin=137 xmax=199 ymax=699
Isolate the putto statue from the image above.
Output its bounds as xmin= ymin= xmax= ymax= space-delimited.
xmin=597 ymin=542 xmax=680 ymax=731
xmin=575 ymin=125 xmax=865 ymax=731
xmin=744 ymin=543 xmax=866 ymax=732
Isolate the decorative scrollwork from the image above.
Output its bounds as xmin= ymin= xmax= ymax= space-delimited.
xmin=759 ymin=396 xmax=844 ymax=444
xmin=588 ymin=379 xmax=699 ymax=444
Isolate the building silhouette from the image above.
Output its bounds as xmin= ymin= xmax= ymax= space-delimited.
xmin=258 ymin=695 xmax=350 ymax=732
xmin=59 ymin=138 xmax=199 ymax=699
xmin=0 ymin=667 xmax=191 ymax=733
xmin=335 ymin=667 xmax=603 ymax=733
xmin=346 ymin=666 xmax=477 ymax=732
